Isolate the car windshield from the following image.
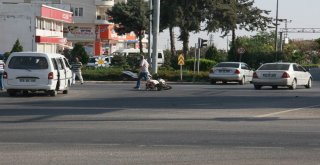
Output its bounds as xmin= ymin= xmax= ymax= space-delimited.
xmin=8 ymin=56 xmax=48 ymax=69
xmin=215 ymin=63 xmax=239 ymax=68
xmin=89 ymin=57 xmax=96 ymax=63
xmin=259 ymin=64 xmax=290 ymax=70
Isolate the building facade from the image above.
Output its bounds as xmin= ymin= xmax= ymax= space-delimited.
xmin=0 ymin=3 xmax=72 ymax=54
xmin=0 ymin=0 xmax=143 ymax=56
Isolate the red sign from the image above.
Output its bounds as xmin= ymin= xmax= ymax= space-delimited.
xmin=94 ymin=41 xmax=102 ymax=56
xmin=35 ymin=36 xmax=67 ymax=44
xmin=41 ymin=5 xmax=72 ymax=23
xmin=99 ymin=24 xmax=111 ymax=40
xmin=98 ymin=24 xmax=137 ymax=41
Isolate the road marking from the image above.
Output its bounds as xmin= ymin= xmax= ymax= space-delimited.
xmin=256 ymin=104 xmax=320 ymax=118
xmin=237 ymin=146 xmax=284 ymax=150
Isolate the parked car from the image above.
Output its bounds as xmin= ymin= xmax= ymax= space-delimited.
xmin=208 ymin=62 xmax=254 ymax=85
xmin=252 ymin=62 xmax=312 ymax=90
xmin=3 ymin=52 xmax=72 ymax=96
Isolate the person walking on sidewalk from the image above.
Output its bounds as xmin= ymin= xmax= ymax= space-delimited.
xmin=134 ymin=55 xmax=150 ymax=89
xmin=71 ymin=57 xmax=84 ymax=84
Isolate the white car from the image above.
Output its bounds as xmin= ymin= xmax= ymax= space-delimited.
xmin=252 ymin=62 xmax=312 ymax=90
xmin=3 ymin=52 xmax=72 ymax=96
xmin=209 ymin=62 xmax=254 ymax=85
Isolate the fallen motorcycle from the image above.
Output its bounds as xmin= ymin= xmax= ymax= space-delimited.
xmin=146 ymin=78 xmax=172 ymax=91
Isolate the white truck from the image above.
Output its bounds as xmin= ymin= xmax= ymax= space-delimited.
xmin=112 ymin=48 xmax=165 ymax=66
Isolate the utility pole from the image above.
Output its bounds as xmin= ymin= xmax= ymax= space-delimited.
xmin=151 ymin=0 xmax=160 ymax=74
xmin=209 ymin=34 xmax=214 ymax=46
xmin=147 ymin=0 xmax=152 ymax=65
xmin=274 ymin=0 xmax=279 ymax=61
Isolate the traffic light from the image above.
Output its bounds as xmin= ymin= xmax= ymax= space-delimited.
xmin=198 ymin=38 xmax=208 ymax=48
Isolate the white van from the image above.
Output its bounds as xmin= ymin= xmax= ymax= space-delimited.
xmin=3 ymin=52 xmax=72 ymax=96
xmin=112 ymin=48 xmax=164 ymax=66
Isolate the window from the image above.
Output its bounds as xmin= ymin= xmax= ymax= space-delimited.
xmin=297 ymin=65 xmax=306 ymax=72
xmin=72 ymin=7 xmax=84 ymax=17
xmin=8 ymin=56 xmax=48 ymax=70
xmin=58 ymin=59 xmax=66 ymax=69
xmin=64 ymin=58 xmax=71 ymax=68
xmin=216 ymin=63 xmax=239 ymax=68
xmin=241 ymin=64 xmax=249 ymax=70
xmin=259 ymin=64 xmax=290 ymax=70
xmin=52 ymin=58 xmax=58 ymax=70
xmin=36 ymin=18 xmax=45 ymax=30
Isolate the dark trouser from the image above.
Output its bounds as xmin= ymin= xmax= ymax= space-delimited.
xmin=0 ymin=73 xmax=3 ymax=89
xmin=135 ymin=72 xmax=149 ymax=88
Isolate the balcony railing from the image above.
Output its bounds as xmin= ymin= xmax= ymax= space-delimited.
xmin=95 ymin=15 xmax=113 ymax=24
xmin=95 ymin=0 xmax=114 ymax=6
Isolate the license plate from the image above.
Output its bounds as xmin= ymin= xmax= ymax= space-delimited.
xmin=19 ymin=79 xmax=36 ymax=82
xmin=263 ymin=74 xmax=276 ymax=78
xmin=219 ymin=70 xmax=230 ymax=73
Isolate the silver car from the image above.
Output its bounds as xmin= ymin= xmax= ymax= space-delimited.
xmin=208 ymin=62 xmax=254 ymax=85
xmin=252 ymin=62 xmax=312 ymax=90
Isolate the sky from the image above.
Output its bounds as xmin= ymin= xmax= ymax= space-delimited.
xmin=158 ymin=0 xmax=320 ymax=51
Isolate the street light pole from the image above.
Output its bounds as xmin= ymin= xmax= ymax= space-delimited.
xmin=275 ymin=0 xmax=279 ymax=61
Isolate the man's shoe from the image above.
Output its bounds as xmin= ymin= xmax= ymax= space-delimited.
xmin=134 ymin=86 xmax=139 ymax=89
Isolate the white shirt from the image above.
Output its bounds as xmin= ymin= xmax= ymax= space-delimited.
xmin=0 ymin=60 xmax=4 ymax=73
xmin=140 ymin=59 xmax=149 ymax=72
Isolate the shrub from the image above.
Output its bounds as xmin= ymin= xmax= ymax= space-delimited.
xmin=82 ymin=67 xmax=123 ymax=81
xmin=185 ymin=58 xmax=216 ymax=71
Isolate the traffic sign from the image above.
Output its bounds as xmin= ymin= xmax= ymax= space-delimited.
xmin=237 ymin=47 xmax=245 ymax=54
xmin=178 ymin=54 xmax=185 ymax=65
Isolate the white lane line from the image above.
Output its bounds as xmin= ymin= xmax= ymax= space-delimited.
xmin=255 ymin=104 xmax=320 ymax=118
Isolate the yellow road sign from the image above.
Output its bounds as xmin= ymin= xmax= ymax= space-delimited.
xmin=178 ymin=54 xmax=185 ymax=65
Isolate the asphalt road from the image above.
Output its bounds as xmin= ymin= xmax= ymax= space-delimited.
xmin=0 ymin=81 xmax=320 ymax=165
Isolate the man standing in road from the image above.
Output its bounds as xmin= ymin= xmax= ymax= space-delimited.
xmin=71 ymin=57 xmax=84 ymax=85
xmin=134 ymin=55 xmax=149 ymax=89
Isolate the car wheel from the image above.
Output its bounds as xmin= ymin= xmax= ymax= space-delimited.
xmin=289 ymin=79 xmax=297 ymax=90
xmin=254 ymin=85 xmax=262 ymax=90
xmin=48 ymin=90 xmax=57 ymax=96
xmin=210 ymin=80 xmax=216 ymax=84
xmin=22 ymin=90 xmax=29 ymax=96
xmin=63 ymin=90 xmax=68 ymax=94
xmin=305 ymin=78 xmax=312 ymax=88
xmin=239 ymin=77 xmax=245 ymax=85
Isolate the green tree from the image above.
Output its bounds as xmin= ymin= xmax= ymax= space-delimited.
xmin=205 ymin=46 xmax=218 ymax=60
xmin=160 ymin=0 xmax=179 ymax=57
xmin=70 ymin=43 xmax=89 ymax=64
xmin=205 ymin=0 xmax=271 ymax=57
xmin=107 ymin=0 xmax=149 ymax=54
xmin=315 ymin=38 xmax=320 ymax=49
xmin=176 ymin=0 xmax=207 ymax=58
xmin=227 ymin=32 xmax=279 ymax=68
xmin=111 ymin=55 xmax=127 ymax=68
xmin=10 ymin=39 xmax=23 ymax=53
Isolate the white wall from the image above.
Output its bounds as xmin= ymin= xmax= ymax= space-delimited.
xmin=0 ymin=4 xmax=36 ymax=53
xmin=63 ymin=0 xmax=96 ymax=24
